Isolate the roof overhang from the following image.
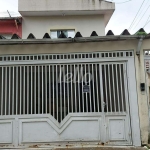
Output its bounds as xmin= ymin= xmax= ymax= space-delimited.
xmin=0 ymin=17 xmax=22 ymax=24
xmin=0 ymin=35 xmax=147 ymax=45
xmin=19 ymin=0 xmax=115 ymax=26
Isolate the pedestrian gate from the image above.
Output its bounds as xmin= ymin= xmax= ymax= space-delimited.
xmin=0 ymin=51 xmax=132 ymax=147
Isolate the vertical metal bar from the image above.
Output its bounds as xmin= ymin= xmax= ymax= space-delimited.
xmin=74 ymin=64 xmax=77 ymax=112
xmin=56 ymin=65 xmax=58 ymax=120
xmin=12 ymin=66 xmax=15 ymax=115
xmin=78 ymin=64 xmax=81 ymax=112
xmin=45 ymin=65 xmax=47 ymax=114
xmin=116 ymin=64 xmax=120 ymax=112
xmin=9 ymin=67 xmax=11 ymax=115
xmin=49 ymin=65 xmax=51 ymax=115
xmin=99 ymin=64 xmax=104 ymax=113
xmin=31 ymin=66 xmax=32 ymax=114
xmin=27 ymin=66 xmax=29 ymax=114
xmin=1 ymin=67 xmax=3 ymax=115
xmin=92 ymin=64 xmax=95 ymax=112
xmin=16 ymin=66 xmax=18 ymax=115
xmin=70 ymin=65 xmax=73 ymax=113
xmin=38 ymin=66 xmax=40 ymax=114
xmin=108 ymin=64 xmax=112 ymax=113
xmin=104 ymin=65 xmax=108 ymax=112
xmin=81 ymin=64 xmax=84 ymax=112
xmin=123 ymin=63 xmax=127 ymax=112
xmin=67 ymin=64 xmax=69 ymax=113
xmin=23 ymin=66 xmax=25 ymax=114
xmin=34 ymin=66 xmax=36 ymax=114
xmin=5 ymin=67 xmax=7 ymax=115
xmin=20 ymin=66 xmax=22 ymax=114
xmin=112 ymin=64 xmax=116 ymax=112
xmin=119 ymin=64 xmax=124 ymax=112
xmin=42 ymin=65 xmax=44 ymax=114
xmin=64 ymin=65 xmax=66 ymax=117
xmin=85 ymin=64 xmax=88 ymax=112
xmin=60 ymin=65 xmax=62 ymax=121
xmin=88 ymin=63 xmax=92 ymax=112
xmin=95 ymin=64 xmax=100 ymax=112
xmin=52 ymin=65 xmax=55 ymax=117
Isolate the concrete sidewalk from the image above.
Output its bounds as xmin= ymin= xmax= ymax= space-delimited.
xmin=55 ymin=147 xmax=147 ymax=150
xmin=1 ymin=147 xmax=147 ymax=150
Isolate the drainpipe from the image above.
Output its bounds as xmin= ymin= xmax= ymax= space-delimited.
xmin=136 ymin=37 xmax=144 ymax=55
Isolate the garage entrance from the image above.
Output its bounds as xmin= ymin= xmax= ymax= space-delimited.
xmin=0 ymin=51 xmax=135 ymax=147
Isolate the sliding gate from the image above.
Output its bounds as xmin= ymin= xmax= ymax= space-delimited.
xmin=0 ymin=53 xmax=132 ymax=147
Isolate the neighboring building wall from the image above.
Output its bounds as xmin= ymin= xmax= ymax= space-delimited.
xmin=22 ymin=15 xmax=105 ymax=39
xmin=0 ymin=20 xmax=22 ymax=38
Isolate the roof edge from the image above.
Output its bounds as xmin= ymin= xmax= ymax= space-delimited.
xmin=0 ymin=35 xmax=146 ymax=45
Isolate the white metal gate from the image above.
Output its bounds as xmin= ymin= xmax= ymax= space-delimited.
xmin=0 ymin=52 xmax=132 ymax=147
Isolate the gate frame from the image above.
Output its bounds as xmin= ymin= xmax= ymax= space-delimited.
xmin=0 ymin=52 xmax=141 ymax=147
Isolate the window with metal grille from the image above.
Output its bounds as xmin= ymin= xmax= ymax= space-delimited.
xmin=50 ymin=30 xmax=75 ymax=39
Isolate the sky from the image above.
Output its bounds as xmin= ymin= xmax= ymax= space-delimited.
xmin=0 ymin=0 xmax=150 ymax=35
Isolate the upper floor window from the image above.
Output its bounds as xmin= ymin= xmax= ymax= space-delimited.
xmin=50 ymin=30 xmax=75 ymax=39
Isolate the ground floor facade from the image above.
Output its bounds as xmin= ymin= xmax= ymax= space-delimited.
xmin=0 ymin=40 xmax=149 ymax=148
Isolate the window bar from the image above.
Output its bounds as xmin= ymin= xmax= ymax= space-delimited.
xmin=23 ymin=66 xmax=25 ymax=114
xmin=104 ymin=65 xmax=108 ymax=113
xmin=9 ymin=67 xmax=11 ymax=115
xmin=27 ymin=66 xmax=29 ymax=114
xmin=31 ymin=66 xmax=33 ymax=114
xmin=70 ymin=65 xmax=73 ymax=113
xmin=92 ymin=64 xmax=96 ymax=112
xmin=60 ymin=65 xmax=62 ymax=121
xmin=74 ymin=64 xmax=77 ymax=112
xmin=64 ymin=65 xmax=66 ymax=116
xmin=78 ymin=64 xmax=81 ymax=112
xmin=45 ymin=65 xmax=48 ymax=114
xmin=119 ymin=64 xmax=124 ymax=112
xmin=88 ymin=63 xmax=92 ymax=112
xmin=108 ymin=64 xmax=112 ymax=113
xmin=34 ymin=66 xmax=36 ymax=114
xmin=16 ymin=66 xmax=18 ymax=115
xmin=96 ymin=64 xmax=100 ymax=112
xmin=42 ymin=65 xmax=44 ymax=114
xmin=0 ymin=67 xmax=3 ymax=115
xmin=5 ymin=67 xmax=7 ymax=115
xmin=116 ymin=64 xmax=120 ymax=112
xmin=56 ymin=65 xmax=58 ymax=120
xmin=81 ymin=64 xmax=84 ymax=112
xmin=12 ymin=66 xmax=15 ymax=115
xmin=49 ymin=65 xmax=51 ymax=115
xmin=67 ymin=65 xmax=69 ymax=113
xmin=38 ymin=66 xmax=40 ymax=114
xmin=112 ymin=64 xmax=116 ymax=112
xmin=52 ymin=65 xmax=55 ymax=117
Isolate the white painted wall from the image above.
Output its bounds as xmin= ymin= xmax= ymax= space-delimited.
xmin=19 ymin=0 xmax=115 ymax=12
xmin=22 ymin=15 xmax=105 ymax=39
xmin=18 ymin=0 xmax=115 ymax=26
